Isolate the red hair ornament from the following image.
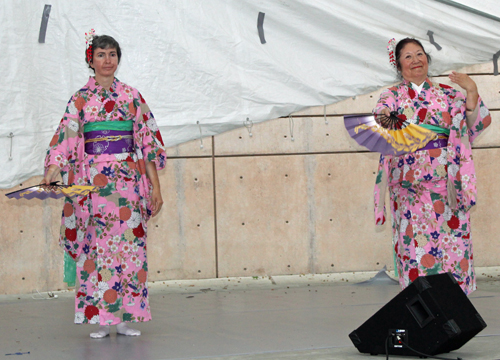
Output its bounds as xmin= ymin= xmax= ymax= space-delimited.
xmin=85 ymin=29 xmax=96 ymax=64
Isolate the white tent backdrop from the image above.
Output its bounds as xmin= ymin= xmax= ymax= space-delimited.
xmin=1 ymin=0 xmax=499 ymax=188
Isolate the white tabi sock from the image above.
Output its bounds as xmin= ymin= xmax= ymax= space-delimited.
xmin=116 ymin=322 xmax=141 ymax=336
xmin=90 ymin=325 xmax=110 ymax=339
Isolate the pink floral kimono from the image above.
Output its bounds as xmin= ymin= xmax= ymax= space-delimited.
xmin=45 ymin=77 xmax=166 ymax=325
xmin=373 ymin=78 xmax=491 ymax=295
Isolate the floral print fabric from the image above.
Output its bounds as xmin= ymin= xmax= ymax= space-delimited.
xmin=45 ymin=77 xmax=166 ymax=325
xmin=373 ymin=78 xmax=491 ymax=295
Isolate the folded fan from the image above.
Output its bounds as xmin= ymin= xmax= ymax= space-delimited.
xmin=5 ymin=182 xmax=99 ymax=200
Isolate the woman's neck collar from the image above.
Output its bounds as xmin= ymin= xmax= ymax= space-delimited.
xmin=403 ymin=76 xmax=428 ymax=87
xmin=93 ymin=75 xmax=115 ymax=90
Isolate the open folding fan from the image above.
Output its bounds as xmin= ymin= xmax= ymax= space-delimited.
xmin=344 ymin=112 xmax=437 ymax=156
xmin=5 ymin=182 xmax=98 ymax=200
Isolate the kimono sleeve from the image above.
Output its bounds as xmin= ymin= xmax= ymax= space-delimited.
xmin=135 ymin=93 xmax=166 ymax=171
xmin=44 ymin=95 xmax=84 ymax=184
xmin=373 ymin=86 xmax=399 ymax=119
xmin=466 ymin=96 xmax=491 ymax=144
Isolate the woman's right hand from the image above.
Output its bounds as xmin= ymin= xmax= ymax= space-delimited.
xmin=41 ymin=165 xmax=61 ymax=186
xmin=374 ymin=107 xmax=391 ymax=124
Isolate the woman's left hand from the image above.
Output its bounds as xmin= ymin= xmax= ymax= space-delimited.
xmin=449 ymin=71 xmax=478 ymax=112
xmin=149 ymin=186 xmax=163 ymax=217
xmin=145 ymin=161 xmax=163 ymax=217
xmin=449 ymin=71 xmax=477 ymax=94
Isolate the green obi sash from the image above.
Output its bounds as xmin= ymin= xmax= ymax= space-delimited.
xmin=419 ymin=123 xmax=450 ymax=136
xmin=83 ymin=120 xmax=134 ymax=133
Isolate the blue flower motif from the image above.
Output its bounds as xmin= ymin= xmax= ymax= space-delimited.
xmin=430 ymin=231 xmax=439 ymax=240
xmin=424 ymin=174 xmax=432 ymax=181
xmin=406 ymin=156 xmax=415 ymax=165
xmin=112 ymin=281 xmax=123 ymax=292
xmin=142 ymin=288 xmax=148 ymax=298
xmin=115 ymin=265 xmax=122 ymax=274
xmin=83 ymin=244 xmax=90 ymax=254
xmin=398 ymin=159 xmax=404 ymax=167
xmin=453 ymin=156 xmax=460 ymax=165
xmin=410 ymin=259 xmax=417 ymax=265
xmin=404 ymin=210 xmax=412 ymax=219
xmin=101 ymin=166 xmax=115 ymax=177
xmin=140 ymin=301 xmax=146 ymax=310
xmin=429 ymin=247 xmax=440 ymax=257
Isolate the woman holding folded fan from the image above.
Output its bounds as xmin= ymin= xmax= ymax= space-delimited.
xmin=373 ymin=38 xmax=491 ymax=295
xmin=43 ymin=30 xmax=166 ymax=338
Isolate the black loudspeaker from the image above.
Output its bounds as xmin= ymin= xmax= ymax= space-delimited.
xmin=349 ymin=273 xmax=487 ymax=356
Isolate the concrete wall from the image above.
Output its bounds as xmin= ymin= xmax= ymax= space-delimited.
xmin=1 ymin=63 xmax=499 ymax=295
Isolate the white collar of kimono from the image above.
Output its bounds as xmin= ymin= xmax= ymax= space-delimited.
xmin=411 ymin=82 xmax=424 ymax=94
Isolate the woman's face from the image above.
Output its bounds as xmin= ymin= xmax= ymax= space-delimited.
xmin=90 ymin=47 xmax=119 ymax=78
xmin=398 ymin=42 xmax=428 ymax=85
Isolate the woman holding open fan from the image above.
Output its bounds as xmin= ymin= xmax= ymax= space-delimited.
xmin=373 ymin=38 xmax=491 ymax=295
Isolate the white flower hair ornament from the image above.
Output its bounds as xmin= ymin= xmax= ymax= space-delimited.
xmin=387 ymin=38 xmax=397 ymax=70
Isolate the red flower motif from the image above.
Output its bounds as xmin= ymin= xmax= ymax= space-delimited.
xmin=84 ymin=305 xmax=99 ymax=320
xmin=409 ymin=268 xmax=419 ymax=282
xmin=447 ymin=216 xmax=460 ymax=230
xmin=139 ymin=93 xmax=146 ymax=103
xmin=78 ymin=196 xmax=88 ymax=207
xmin=98 ymin=273 xmax=102 ymax=282
xmin=65 ymin=228 xmax=77 ymax=242
xmin=439 ymin=83 xmax=452 ymax=89
xmin=143 ymin=114 xmax=148 ymax=121
xmin=463 ymin=233 xmax=470 ymax=239
xmin=132 ymin=292 xmax=141 ymax=297
xmin=408 ymin=88 xmax=416 ymax=99
xmin=418 ymin=108 xmax=427 ymax=121
xmin=77 ymin=291 xmax=87 ymax=298
xmin=104 ymin=101 xmax=115 ymax=113
xmin=133 ymin=223 xmax=145 ymax=238
xmin=397 ymin=114 xmax=407 ymax=121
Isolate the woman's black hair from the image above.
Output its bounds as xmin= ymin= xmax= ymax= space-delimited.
xmin=395 ymin=38 xmax=431 ymax=71
xmin=86 ymin=35 xmax=122 ymax=70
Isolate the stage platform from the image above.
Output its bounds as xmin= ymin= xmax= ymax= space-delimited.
xmin=2 ymin=268 xmax=500 ymax=360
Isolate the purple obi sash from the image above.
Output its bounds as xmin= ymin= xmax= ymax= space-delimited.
xmin=417 ymin=133 xmax=448 ymax=152
xmin=84 ymin=130 xmax=134 ymax=155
